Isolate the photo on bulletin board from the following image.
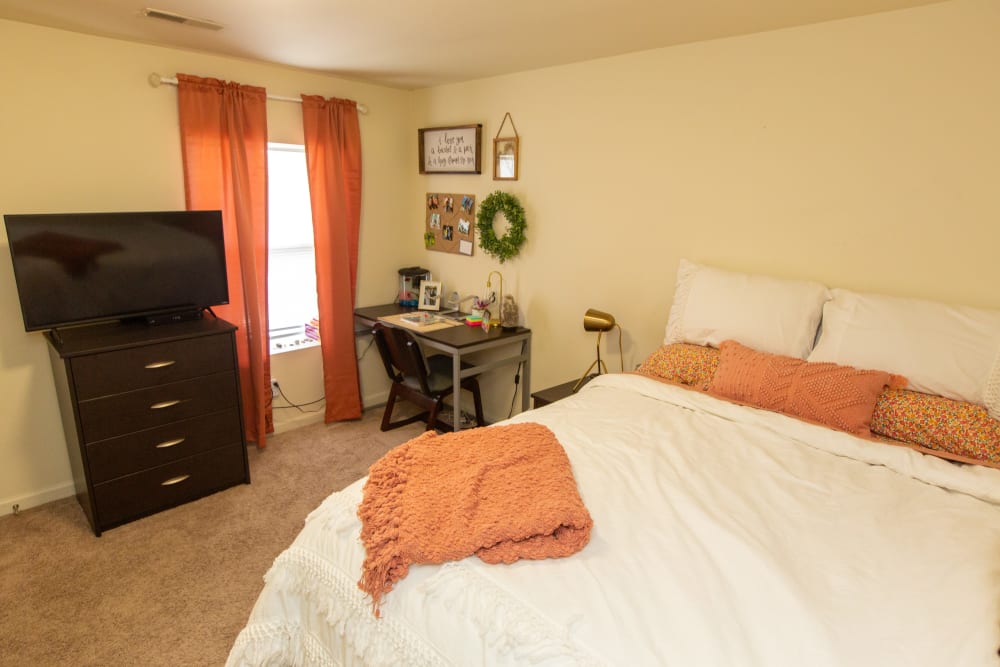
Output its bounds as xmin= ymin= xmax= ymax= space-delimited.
xmin=425 ymin=193 xmax=475 ymax=256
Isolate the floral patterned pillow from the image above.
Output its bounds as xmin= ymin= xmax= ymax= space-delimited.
xmin=871 ymin=388 xmax=1000 ymax=467
xmin=635 ymin=343 xmax=720 ymax=391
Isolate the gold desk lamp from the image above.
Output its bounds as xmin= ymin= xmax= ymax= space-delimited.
xmin=573 ymin=308 xmax=623 ymax=392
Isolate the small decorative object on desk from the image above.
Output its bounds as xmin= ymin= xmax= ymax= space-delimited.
xmin=467 ymin=296 xmax=493 ymax=326
xmin=501 ymin=295 xmax=519 ymax=331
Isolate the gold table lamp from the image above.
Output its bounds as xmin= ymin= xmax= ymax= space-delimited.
xmin=573 ymin=308 xmax=623 ymax=392
xmin=486 ymin=271 xmax=503 ymax=327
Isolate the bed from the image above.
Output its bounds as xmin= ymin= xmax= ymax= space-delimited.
xmin=227 ymin=260 xmax=1000 ymax=666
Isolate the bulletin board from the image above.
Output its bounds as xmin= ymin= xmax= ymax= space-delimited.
xmin=425 ymin=193 xmax=475 ymax=256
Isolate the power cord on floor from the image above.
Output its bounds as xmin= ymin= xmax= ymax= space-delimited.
xmin=272 ymin=382 xmax=325 ymax=413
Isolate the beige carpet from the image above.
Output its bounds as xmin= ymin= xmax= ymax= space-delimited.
xmin=0 ymin=408 xmax=426 ymax=667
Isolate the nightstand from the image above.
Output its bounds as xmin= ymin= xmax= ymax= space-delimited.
xmin=531 ymin=376 xmax=594 ymax=408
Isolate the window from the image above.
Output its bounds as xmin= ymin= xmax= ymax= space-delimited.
xmin=268 ymin=143 xmax=319 ymax=354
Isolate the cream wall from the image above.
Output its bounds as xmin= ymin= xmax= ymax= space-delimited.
xmin=411 ymin=0 xmax=1000 ymax=410
xmin=0 ymin=19 xmax=413 ymax=512
xmin=3 ymin=0 xmax=999 ymax=513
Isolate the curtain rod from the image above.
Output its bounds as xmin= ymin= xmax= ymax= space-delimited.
xmin=148 ymin=73 xmax=369 ymax=115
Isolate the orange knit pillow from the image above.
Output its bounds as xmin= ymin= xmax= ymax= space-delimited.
xmin=709 ymin=340 xmax=905 ymax=437
xmin=635 ymin=343 xmax=720 ymax=390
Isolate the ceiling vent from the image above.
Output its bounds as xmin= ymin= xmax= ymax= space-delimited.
xmin=143 ymin=8 xmax=224 ymax=31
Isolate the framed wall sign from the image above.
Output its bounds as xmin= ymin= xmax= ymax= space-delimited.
xmin=418 ymin=124 xmax=482 ymax=174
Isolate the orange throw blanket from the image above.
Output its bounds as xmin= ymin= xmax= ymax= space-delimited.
xmin=357 ymin=422 xmax=593 ymax=616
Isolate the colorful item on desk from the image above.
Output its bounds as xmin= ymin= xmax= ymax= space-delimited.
xmin=465 ymin=314 xmax=483 ymax=327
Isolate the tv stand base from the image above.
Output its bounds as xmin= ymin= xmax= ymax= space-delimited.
xmin=143 ymin=309 xmax=204 ymax=326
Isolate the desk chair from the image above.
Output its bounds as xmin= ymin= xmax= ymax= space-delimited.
xmin=371 ymin=322 xmax=486 ymax=432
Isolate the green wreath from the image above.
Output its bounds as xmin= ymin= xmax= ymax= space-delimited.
xmin=476 ymin=191 xmax=526 ymax=263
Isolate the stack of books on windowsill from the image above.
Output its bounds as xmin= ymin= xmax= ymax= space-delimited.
xmin=305 ymin=318 xmax=320 ymax=342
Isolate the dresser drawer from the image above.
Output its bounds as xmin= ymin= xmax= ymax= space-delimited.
xmin=71 ymin=333 xmax=235 ymax=400
xmin=92 ymin=444 xmax=247 ymax=529
xmin=86 ymin=409 xmax=243 ymax=484
xmin=78 ymin=372 xmax=238 ymax=443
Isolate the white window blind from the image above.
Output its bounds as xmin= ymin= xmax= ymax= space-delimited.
xmin=268 ymin=143 xmax=319 ymax=353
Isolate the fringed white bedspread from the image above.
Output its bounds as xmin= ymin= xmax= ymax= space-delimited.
xmin=228 ymin=374 xmax=1000 ymax=666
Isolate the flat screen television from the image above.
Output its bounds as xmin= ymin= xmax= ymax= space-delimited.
xmin=4 ymin=210 xmax=230 ymax=331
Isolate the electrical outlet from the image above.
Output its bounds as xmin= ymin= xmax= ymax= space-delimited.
xmin=271 ymin=378 xmax=280 ymax=398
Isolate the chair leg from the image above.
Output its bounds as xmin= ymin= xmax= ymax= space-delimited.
xmin=381 ymin=385 xmax=432 ymax=431
xmin=426 ymin=399 xmax=442 ymax=431
xmin=380 ymin=385 xmax=399 ymax=431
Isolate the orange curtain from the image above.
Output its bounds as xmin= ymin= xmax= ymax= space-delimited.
xmin=301 ymin=95 xmax=363 ymax=422
xmin=177 ymin=73 xmax=273 ymax=445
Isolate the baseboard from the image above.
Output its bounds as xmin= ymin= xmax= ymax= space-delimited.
xmin=362 ymin=390 xmax=390 ymax=410
xmin=272 ymin=410 xmax=326 ymax=434
xmin=269 ymin=390 xmax=389 ymax=436
xmin=0 ymin=482 xmax=76 ymax=517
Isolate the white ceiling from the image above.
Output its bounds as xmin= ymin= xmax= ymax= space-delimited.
xmin=0 ymin=0 xmax=945 ymax=89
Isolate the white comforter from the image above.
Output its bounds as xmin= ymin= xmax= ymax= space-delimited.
xmin=228 ymin=374 xmax=1000 ymax=666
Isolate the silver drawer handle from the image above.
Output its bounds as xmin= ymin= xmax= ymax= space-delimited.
xmin=155 ymin=437 xmax=186 ymax=449
xmin=150 ymin=399 xmax=181 ymax=410
xmin=144 ymin=360 xmax=176 ymax=369
xmin=161 ymin=474 xmax=190 ymax=486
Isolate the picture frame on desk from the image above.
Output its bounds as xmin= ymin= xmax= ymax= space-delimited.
xmin=419 ymin=281 xmax=441 ymax=311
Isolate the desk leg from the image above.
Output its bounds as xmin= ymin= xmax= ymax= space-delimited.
xmin=521 ymin=337 xmax=531 ymax=414
xmin=452 ymin=350 xmax=463 ymax=431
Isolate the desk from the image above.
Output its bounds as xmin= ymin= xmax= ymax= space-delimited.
xmin=354 ymin=304 xmax=531 ymax=430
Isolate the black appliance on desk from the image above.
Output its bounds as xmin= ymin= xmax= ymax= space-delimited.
xmin=398 ymin=266 xmax=431 ymax=307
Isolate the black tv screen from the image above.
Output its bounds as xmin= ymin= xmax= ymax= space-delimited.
xmin=4 ymin=210 xmax=230 ymax=331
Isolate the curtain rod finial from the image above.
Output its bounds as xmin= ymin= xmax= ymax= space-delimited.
xmin=148 ymin=72 xmax=164 ymax=88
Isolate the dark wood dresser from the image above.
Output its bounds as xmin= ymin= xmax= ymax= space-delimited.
xmin=45 ymin=317 xmax=250 ymax=536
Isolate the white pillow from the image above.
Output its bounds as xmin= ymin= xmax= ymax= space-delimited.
xmin=807 ymin=289 xmax=1000 ymax=419
xmin=664 ymin=259 xmax=830 ymax=359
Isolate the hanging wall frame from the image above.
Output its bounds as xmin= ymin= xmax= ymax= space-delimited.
xmin=418 ymin=124 xmax=482 ymax=174
xmin=493 ymin=112 xmax=519 ymax=181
